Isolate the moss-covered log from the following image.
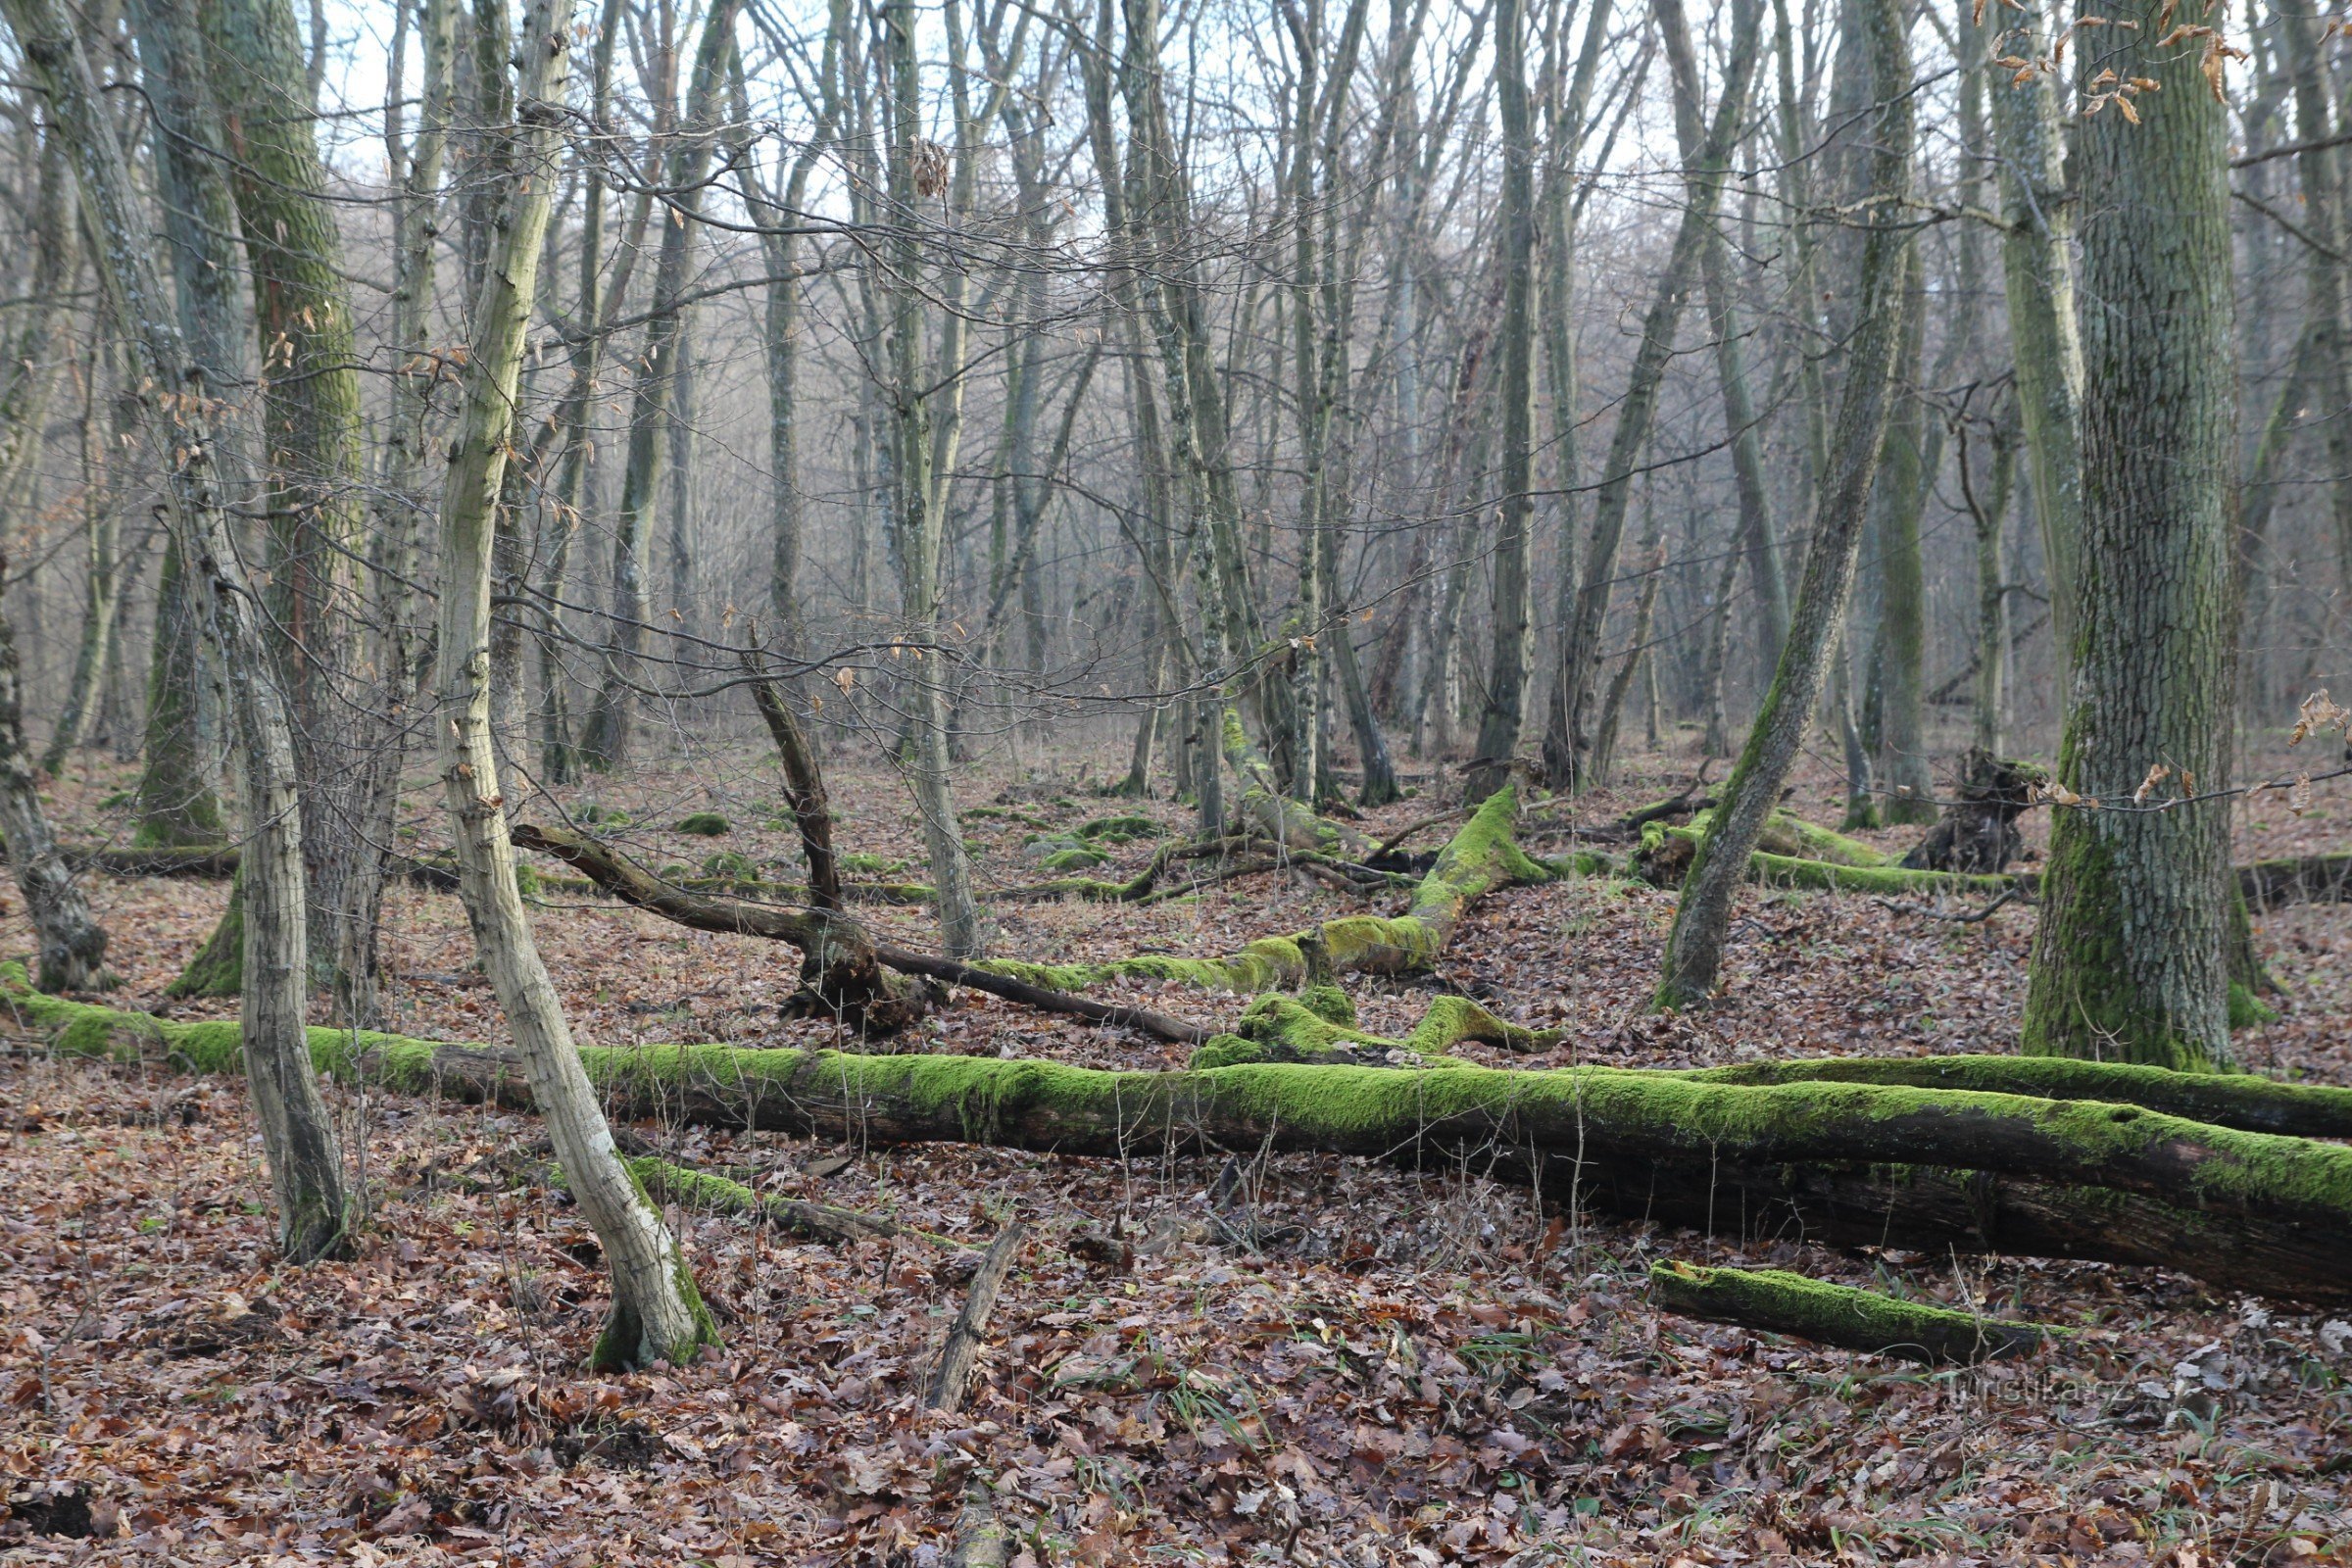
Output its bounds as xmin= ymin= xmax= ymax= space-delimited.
xmin=1190 ymin=988 xmax=1557 ymax=1068
xmin=1686 ymin=1054 xmax=2352 ymax=1139
xmin=985 ymin=784 xmax=1554 ymax=994
xmin=1221 ymin=710 xmax=1367 ymax=858
xmin=1649 ymin=1261 xmax=2055 ymax=1364
xmin=1636 ymin=820 xmax=2022 ymax=897
xmin=16 ymin=965 xmax=2352 ymax=1302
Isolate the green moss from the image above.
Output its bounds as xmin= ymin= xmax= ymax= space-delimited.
xmin=168 ymin=875 xmax=243 ymax=999
xmin=674 ymin=812 xmax=731 ymax=836
xmin=1077 ymin=813 xmax=1158 ymax=844
xmin=701 ymin=850 xmax=758 ymax=879
xmin=1649 ymin=1261 xmax=2054 ymax=1365
xmin=2229 ymin=982 xmax=2278 ymax=1029
xmin=579 ymin=805 xmax=630 ymax=829
xmin=1040 ymin=846 xmax=1110 ymax=873
xmin=839 ymin=851 xmax=909 ymax=875
xmin=1298 ymin=985 xmax=1356 ymax=1025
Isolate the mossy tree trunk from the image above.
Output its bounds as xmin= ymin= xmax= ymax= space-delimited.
xmin=1655 ymin=0 xmax=1913 ymax=1008
xmin=10 ymin=0 xmax=350 ymax=1261
xmin=0 ymin=554 xmax=111 ymax=991
xmin=429 ymin=0 xmax=716 ymax=1373
xmin=2022 ymin=8 xmax=2237 ymax=1072
xmin=199 ymin=0 xmax=375 ymax=998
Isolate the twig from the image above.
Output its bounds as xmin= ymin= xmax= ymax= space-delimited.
xmin=1872 ymin=887 xmax=2029 ymax=923
xmin=925 ymin=1221 xmax=1028 ymax=1412
xmin=1369 ymin=808 xmax=1468 ymax=862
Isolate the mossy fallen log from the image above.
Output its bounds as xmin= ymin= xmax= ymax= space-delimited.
xmin=1190 ymin=989 xmax=1557 ymax=1068
xmin=1635 ymin=820 xmax=2022 ymax=897
xmin=1649 ymin=1261 xmax=2056 ymax=1364
xmin=983 ymin=784 xmax=1555 ymax=995
xmin=14 ymin=965 xmax=2351 ymax=1302
xmin=1686 ymin=1054 xmax=2352 ymax=1140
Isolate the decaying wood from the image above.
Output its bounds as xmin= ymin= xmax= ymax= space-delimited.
xmin=1898 ymin=750 xmax=2043 ymax=873
xmin=1650 ymin=1261 xmax=2055 ymax=1364
xmin=925 ymin=1221 xmax=1028 ymax=1411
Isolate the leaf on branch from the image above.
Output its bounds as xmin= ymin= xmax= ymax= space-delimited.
xmin=2289 ymin=688 xmax=2352 ymax=745
xmin=2132 ymin=763 xmax=2171 ymax=804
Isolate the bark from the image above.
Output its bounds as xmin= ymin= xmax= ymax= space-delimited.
xmin=1984 ymin=0 xmax=2084 ymax=667
xmin=745 ymin=661 xmax=845 ymax=913
xmin=1649 ymin=1261 xmax=2053 ymax=1364
xmin=1866 ymin=251 xmax=1936 ymax=824
xmin=11 ymin=0 xmax=350 ymax=1261
xmin=926 ymin=1222 xmax=1027 ymax=1410
xmin=200 ymin=0 xmax=373 ymax=993
xmin=2278 ymin=4 xmax=2352 ymax=592
xmin=1655 ymin=0 xmax=1912 ymax=1007
xmin=1899 ymin=749 xmax=2039 ymax=873
xmin=2022 ymin=6 xmax=2238 ymax=1071
xmin=0 ymin=555 xmax=111 ymax=991
xmin=42 ymin=346 xmax=131 ymax=774
xmin=1960 ymin=421 xmax=2015 ymax=755
xmin=429 ymin=0 xmax=717 ymax=1372
xmin=24 ymin=972 xmax=2352 ymax=1306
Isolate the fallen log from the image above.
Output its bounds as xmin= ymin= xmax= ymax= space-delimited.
xmin=511 ymin=822 xmax=1210 ymax=1044
xmin=983 ymin=783 xmax=1556 ymax=994
xmin=2239 ymin=852 xmax=2352 ymax=909
xmin=1649 ymin=1261 xmax=2056 ymax=1364
xmin=1684 ymin=1054 xmax=2352 ymax=1140
xmin=15 ymin=969 xmax=2350 ymax=1303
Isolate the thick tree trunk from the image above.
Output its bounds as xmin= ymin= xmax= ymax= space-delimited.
xmin=200 ymin=0 xmax=373 ymax=996
xmin=1655 ymin=0 xmax=1913 ymax=1007
xmin=2022 ymin=10 xmax=2238 ymax=1071
xmin=11 ymin=0 xmax=349 ymax=1260
xmin=430 ymin=0 xmax=717 ymax=1372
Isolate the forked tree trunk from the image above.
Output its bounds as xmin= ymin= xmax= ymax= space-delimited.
xmin=1656 ymin=0 xmax=1913 ymax=1007
xmin=428 ymin=0 xmax=716 ymax=1372
xmin=2023 ymin=7 xmax=2238 ymax=1071
xmin=9 ymin=0 xmax=349 ymax=1260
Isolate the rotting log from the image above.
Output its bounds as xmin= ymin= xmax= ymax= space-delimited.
xmin=2239 ymin=853 xmax=2352 ymax=909
xmin=1634 ymin=819 xmax=2022 ymax=898
xmin=1190 ymin=988 xmax=1558 ymax=1068
xmin=1221 ymin=709 xmax=1368 ymax=858
xmin=1649 ymin=1261 xmax=2055 ymax=1364
xmin=983 ymin=783 xmax=1556 ymax=994
xmin=15 ymin=967 xmax=2352 ymax=1303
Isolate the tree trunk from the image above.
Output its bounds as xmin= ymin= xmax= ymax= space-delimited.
xmin=577 ymin=0 xmax=738 ymax=770
xmin=1655 ymin=0 xmax=1913 ymax=1007
xmin=11 ymin=0 xmax=350 ymax=1260
xmin=2023 ymin=15 xmax=2239 ymax=1071
xmin=200 ymin=0 xmax=373 ymax=995
xmin=1464 ymin=0 xmax=1538 ymax=806
xmin=428 ymin=0 xmax=717 ymax=1371
xmin=1548 ymin=0 xmax=1761 ymax=791
xmin=0 ymin=552 xmax=111 ymax=991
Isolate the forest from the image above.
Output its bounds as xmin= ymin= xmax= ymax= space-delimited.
xmin=0 ymin=0 xmax=2350 ymax=1558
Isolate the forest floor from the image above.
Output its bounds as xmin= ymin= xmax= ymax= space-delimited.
xmin=3 ymin=725 xmax=2350 ymax=1566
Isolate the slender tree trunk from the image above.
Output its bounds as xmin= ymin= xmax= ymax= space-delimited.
xmin=2023 ymin=11 xmax=2239 ymax=1070
xmin=1465 ymin=0 xmax=1538 ymax=805
xmin=42 ymin=346 xmax=130 ymax=774
xmin=10 ymin=0 xmax=350 ymax=1258
xmin=1656 ymin=0 xmax=1913 ymax=1006
xmin=124 ymin=0 xmax=233 ymax=853
xmin=0 ymin=553 xmax=110 ymax=991
xmin=1985 ymin=1 xmax=2084 ymax=671
xmin=1550 ymin=0 xmax=1762 ymax=791
xmin=1869 ymin=250 xmax=1936 ymax=822
xmin=578 ymin=0 xmax=738 ymax=768
xmin=430 ymin=0 xmax=717 ymax=1370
